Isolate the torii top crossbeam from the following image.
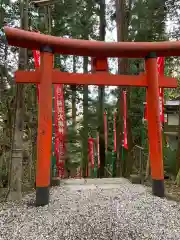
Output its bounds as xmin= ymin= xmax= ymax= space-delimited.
xmin=4 ymin=27 xmax=180 ymax=58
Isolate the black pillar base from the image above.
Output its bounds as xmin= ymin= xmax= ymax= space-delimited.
xmin=152 ymin=179 xmax=165 ymax=198
xmin=36 ymin=187 xmax=49 ymax=206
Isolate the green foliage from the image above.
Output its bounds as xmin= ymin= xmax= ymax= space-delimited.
xmin=129 ymin=0 xmax=167 ymax=42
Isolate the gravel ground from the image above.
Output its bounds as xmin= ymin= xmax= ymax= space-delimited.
xmin=0 ymin=180 xmax=180 ymax=240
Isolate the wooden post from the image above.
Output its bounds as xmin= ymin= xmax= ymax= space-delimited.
xmin=145 ymin=52 xmax=164 ymax=197
xmin=36 ymin=46 xmax=53 ymax=206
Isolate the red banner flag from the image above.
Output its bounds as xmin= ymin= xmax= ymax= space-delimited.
xmin=104 ymin=111 xmax=108 ymax=152
xmin=96 ymin=132 xmax=100 ymax=168
xmin=54 ymin=85 xmax=66 ymax=178
xmin=144 ymin=57 xmax=165 ymax=122
xmin=159 ymin=88 xmax=164 ymax=123
xmin=32 ymin=50 xmax=40 ymax=101
xmin=123 ymin=91 xmax=128 ymax=149
xmin=157 ymin=57 xmax=165 ymax=123
xmin=88 ymin=138 xmax=95 ymax=169
xmin=157 ymin=57 xmax=165 ymax=74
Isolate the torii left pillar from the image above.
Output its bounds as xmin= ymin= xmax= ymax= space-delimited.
xmin=36 ymin=46 xmax=53 ymax=206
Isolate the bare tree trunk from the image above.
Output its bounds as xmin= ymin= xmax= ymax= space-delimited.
xmin=82 ymin=56 xmax=89 ymax=178
xmin=116 ymin=0 xmax=126 ymax=176
xmin=27 ymin=129 xmax=33 ymax=186
xmin=71 ymin=56 xmax=76 ymax=130
xmin=8 ymin=0 xmax=29 ymax=201
xmin=98 ymin=0 xmax=106 ymax=178
xmin=29 ymin=83 xmax=38 ymax=188
xmin=116 ymin=0 xmax=133 ymax=177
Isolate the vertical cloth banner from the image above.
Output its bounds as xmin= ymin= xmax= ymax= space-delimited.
xmin=54 ymin=85 xmax=66 ymax=178
xmin=144 ymin=57 xmax=165 ymax=122
xmin=88 ymin=138 xmax=95 ymax=169
xmin=32 ymin=50 xmax=40 ymax=101
xmin=123 ymin=91 xmax=128 ymax=149
xmin=157 ymin=57 xmax=165 ymax=123
xmin=96 ymin=132 xmax=100 ymax=168
xmin=104 ymin=111 xmax=108 ymax=152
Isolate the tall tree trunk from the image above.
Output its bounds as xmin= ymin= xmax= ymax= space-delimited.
xmin=98 ymin=0 xmax=106 ymax=178
xmin=8 ymin=0 xmax=29 ymax=201
xmin=82 ymin=56 xmax=89 ymax=178
xmin=116 ymin=0 xmax=125 ymax=176
xmin=124 ymin=0 xmax=133 ymax=178
xmin=30 ymin=84 xmax=38 ymax=186
xmin=71 ymin=56 xmax=76 ymax=130
xmin=27 ymin=128 xmax=33 ymax=186
xmin=116 ymin=0 xmax=133 ymax=177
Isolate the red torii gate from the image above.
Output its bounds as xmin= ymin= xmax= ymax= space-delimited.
xmin=3 ymin=27 xmax=178 ymax=206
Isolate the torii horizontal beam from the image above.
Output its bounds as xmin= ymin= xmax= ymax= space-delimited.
xmin=4 ymin=27 xmax=180 ymax=58
xmin=15 ymin=70 xmax=177 ymax=88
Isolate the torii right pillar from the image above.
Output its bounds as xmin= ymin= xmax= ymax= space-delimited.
xmin=145 ymin=52 xmax=164 ymax=197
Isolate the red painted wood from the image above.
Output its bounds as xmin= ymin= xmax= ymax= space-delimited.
xmin=145 ymin=58 xmax=164 ymax=180
xmin=36 ymin=52 xmax=53 ymax=187
xmin=15 ymin=71 xmax=178 ymax=88
xmin=4 ymin=27 xmax=180 ymax=58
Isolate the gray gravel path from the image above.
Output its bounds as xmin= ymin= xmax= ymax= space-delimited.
xmin=0 ymin=179 xmax=180 ymax=240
